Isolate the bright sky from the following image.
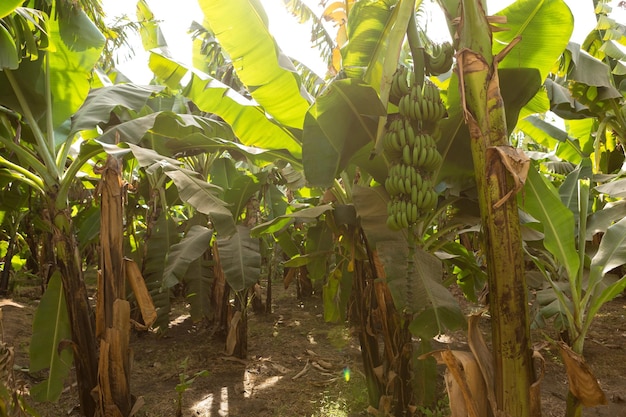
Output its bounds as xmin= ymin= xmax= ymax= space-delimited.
xmin=103 ymin=0 xmax=614 ymax=84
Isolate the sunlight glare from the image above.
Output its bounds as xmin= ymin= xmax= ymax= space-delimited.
xmin=243 ymin=373 xmax=283 ymax=398
xmin=190 ymin=394 xmax=213 ymax=417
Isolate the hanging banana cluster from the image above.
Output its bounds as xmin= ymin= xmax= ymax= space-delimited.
xmin=383 ymin=72 xmax=446 ymax=231
xmin=389 ymin=65 xmax=414 ymax=106
xmin=425 ymin=41 xmax=454 ymax=76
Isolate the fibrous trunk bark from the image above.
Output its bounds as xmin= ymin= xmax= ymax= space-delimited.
xmin=456 ymin=1 xmax=534 ymax=416
xmin=47 ymin=203 xmax=98 ymax=417
xmin=95 ymin=155 xmax=132 ymax=417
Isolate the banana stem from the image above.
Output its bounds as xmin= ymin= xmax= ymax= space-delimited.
xmin=406 ymin=223 xmax=416 ymax=310
xmin=406 ymin=12 xmax=425 ymax=87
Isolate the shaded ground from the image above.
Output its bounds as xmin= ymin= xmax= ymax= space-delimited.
xmin=2 ymin=280 xmax=625 ymax=416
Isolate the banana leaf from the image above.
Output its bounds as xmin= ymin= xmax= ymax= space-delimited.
xmin=303 ymin=78 xmax=386 ymax=188
xmin=70 ymin=84 xmax=164 ymax=135
xmin=304 ymin=223 xmax=333 ymax=283
xmin=185 ymin=258 xmax=213 ymax=322
xmin=341 ymin=0 xmax=393 ymax=80
xmin=142 ymin=215 xmax=179 ymax=331
xmin=197 ymin=0 xmax=312 ymax=129
xmin=148 ymin=51 xmax=303 ymax=159
xmin=162 ymin=225 xmax=213 ymax=289
xmin=250 ymin=205 xmax=335 ymax=237
xmin=165 ymin=169 xmax=236 ymax=238
xmin=48 ymin=8 xmax=105 ymax=128
xmin=30 ymin=272 xmax=73 ymax=402
xmin=0 ymin=1 xmax=22 ymax=19
xmin=216 ymin=224 xmax=261 ymax=292
xmin=520 ymin=165 xmax=580 ymax=279
xmin=493 ymin=0 xmax=573 ymax=84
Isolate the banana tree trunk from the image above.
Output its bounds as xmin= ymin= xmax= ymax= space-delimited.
xmin=95 ymin=156 xmax=132 ymax=417
xmin=456 ymin=1 xmax=533 ymax=416
xmin=46 ymin=200 xmax=98 ymax=417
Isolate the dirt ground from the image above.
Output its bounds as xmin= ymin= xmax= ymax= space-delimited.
xmin=1 ymin=280 xmax=625 ymax=417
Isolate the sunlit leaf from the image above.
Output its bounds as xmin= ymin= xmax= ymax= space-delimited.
xmin=198 ymin=0 xmax=311 ymax=128
xmin=0 ymin=1 xmax=22 ymax=19
xmin=493 ymin=0 xmax=573 ymax=83
xmin=48 ymin=8 xmax=105 ymax=127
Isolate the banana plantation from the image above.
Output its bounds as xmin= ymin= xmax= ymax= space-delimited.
xmin=1 ymin=0 xmax=626 ymax=416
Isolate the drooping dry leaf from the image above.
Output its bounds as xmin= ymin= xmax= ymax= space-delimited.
xmin=283 ymin=267 xmax=296 ymax=289
xmin=225 ymin=311 xmax=242 ymax=356
xmin=486 ymin=145 xmax=530 ymax=208
xmin=467 ymin=312 xmax=498 ymax=416
xmin=558 ymin=341 xmax=607 ymax=407
xmin=125 ymin=259 xmax=157 ymax=329
xmin=530 ymin=350 xmax=545 ymax=417
xmin=421 ymin=349 xmax=487 ymax=417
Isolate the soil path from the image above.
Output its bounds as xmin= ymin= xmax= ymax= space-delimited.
xmin=2 ymin=284 xmax=625 ymax=416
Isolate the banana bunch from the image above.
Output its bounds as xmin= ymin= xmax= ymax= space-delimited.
xmin=383 ymin=68 xmax=447 ymax=231
xmin=398 ymin=80 xmax=446 ymax=126
xmin=389 ymin=65 xmax=414 ymax=105
xmin=425 ymin=41 xmax=454 ymax=76
xmin=383 ymin=119 xmax=442 ymax=230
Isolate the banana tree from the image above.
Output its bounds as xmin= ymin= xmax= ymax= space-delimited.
xmin=0 ymin=3 xmax=108 ymax=415
xmin=521 ymin=158 xmax=626 ymax=416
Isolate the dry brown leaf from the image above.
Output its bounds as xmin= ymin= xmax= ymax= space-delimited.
xmin=530 ymin=350 xmax=545 ymax=417
xmin=373 ymin=365 xmax=384 ymax=383
xmin=467 ymin=312 xmax=498 ymax=416
xmin=283 ymin=268 xmax=296 ymax=289
xmin=125 ymin=259 xmax=157 ymax=329
xmin=316 ymin=359 xmax=333 ymax=370
xmin=558 ymin=341 xmax=607 ymax=407
xmin=225 ymin=311 xmax=242 ymax=356
xmin=421 ymin=349 xmax=487 ymax=417
xmin=292 ymin=360 xmax=310 ymax=380
xmin=269 ymin=362 xmax=290 ymax=374
xmin=486 ymin=146 xmax=530 ymax=208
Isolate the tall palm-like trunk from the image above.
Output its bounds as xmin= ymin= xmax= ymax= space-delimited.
xmin=456 ymin=1 xmax=533 ymax=416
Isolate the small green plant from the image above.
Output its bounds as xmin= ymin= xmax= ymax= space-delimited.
xmin=175 ymin=357 xmax=209 ymax=417
xmin=416 ymin=396 xmax=450 ymax=417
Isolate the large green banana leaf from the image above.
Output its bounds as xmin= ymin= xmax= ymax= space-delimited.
xmin=70 ymin=84 xmax=164 ymax=136
xmin=162 ymin=225 xmax=213 ymax=289
xmin=493 ymin=0 xmax=573 ymax=84
xmin=149 ymin=52 xmax=303 ymax=159
xmin=165 ymin=168 xmax=236 ymax=237
xmin=185 ymin=258 xmax=213 ymax=322
xmin=197 ymin=0 xmax=311 ymax=129
xmin=30 ymin=272 xmax=73 ymax=402
xmin=303 ymin=78 xmax=386 ymax=188
xmin=124 ymin=143 xmax=236 ymax=237
xmin=437 ymin=68 xmax=541 ymax=182
xmin=304 ymin=223 xmax=333 ymax=283
xmin=251 ymin=204 xmax=335 ymax=237
xmin=48 ymin=8 xmax=105 ymax=128
xmin=0 ymin=0 xmax=22 ymax=19
xmin=342 ymin=0 xmax=393 ymax=80
xmin=519 ymin=164 xmax=580 ymax=279
xmin=142 ymin=215 xmax=179 ymax=331
xmin=0 ymin=8 xmax=104 ymax=130
xmin=351 ymin=185 xmax=465 ymax=337
xmin=216 ymin=224 xmax=261 ymax=292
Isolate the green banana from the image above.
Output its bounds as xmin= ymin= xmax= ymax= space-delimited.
xmin=402 ymin=144 xmax=411 ymax=165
